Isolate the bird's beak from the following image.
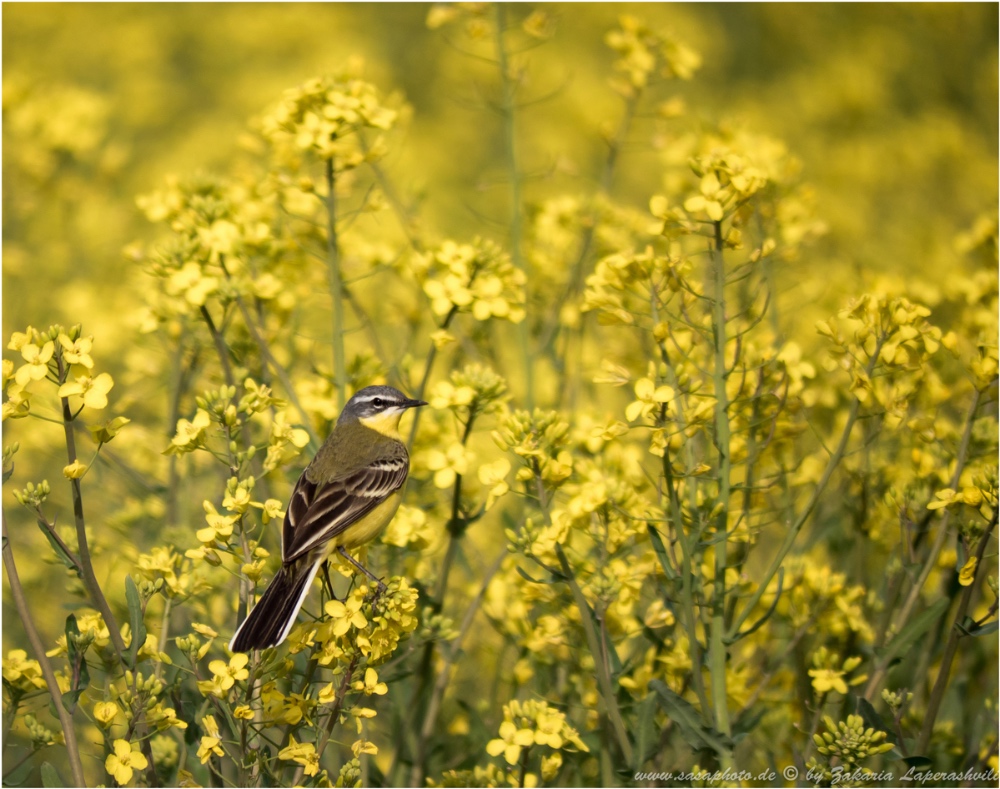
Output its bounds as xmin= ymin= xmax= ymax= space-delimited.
xmin=405 ymin=398 xmax=428 ymax=409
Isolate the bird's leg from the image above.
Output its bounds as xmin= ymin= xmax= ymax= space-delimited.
xmin=337 ymin=547 xmax=387 ymax=601
xmin=321 ymin=560 xmax=338 ymax=602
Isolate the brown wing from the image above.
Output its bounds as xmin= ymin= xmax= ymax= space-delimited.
xmin=281 ymin=453 xmax=409 ymax=564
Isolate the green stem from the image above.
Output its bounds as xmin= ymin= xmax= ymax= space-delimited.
xmin=360 ymin=134 xmax=423 ymax=252
xmin=326 ymin=155 xmax=347 ymax=411
xmin=234 ymin=295 xmax=321 ymax=452
xmin=153 ymin=597 xmax=173 ymax=681
xmin=199 ymin=305 xmax=235 ymax=394
xmin=530 ymin=460 xmax=632 ymax=766
xmin=727 ymin=339 xmax=884 ymax=642
xmin=56 ymin=353 xmax=160 ymax=786
xmin=409 ymin=550 xmax=506 ymax=786
xmin=2 ymin=510 xmax=88 ymax=788
xmin=916 ymin=507 xmax=997 ymax=752
xmin=517 ymin=744 xmax=531 ymax=788
xmin=708 ymin=221 xmax=732 ymax=738
xmin=651 ymin=296 xmax=712 ymax=724
xmin=864 ymin=388 xmax=981 ymax=699
xmin=403 ymin=412 xmax=477 ymax=781
xmin=493 ymin=2 xmax=533 ymax=410
xmin=57 ymin=357 xmax=126 ymax=661
xmin=292 ymin=653 xmax=360 ymax=786
xmin=555 ymin=544 xmax=634 ymax=769
xmin=406 ymin=306 xmax=459 ymax=453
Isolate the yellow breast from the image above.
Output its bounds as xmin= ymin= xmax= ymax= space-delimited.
xmin=329 ymin=490 xmax=403 ymax=551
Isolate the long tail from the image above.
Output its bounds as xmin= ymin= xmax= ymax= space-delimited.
xmin=229 ymin=559 xmax=321 ymax=652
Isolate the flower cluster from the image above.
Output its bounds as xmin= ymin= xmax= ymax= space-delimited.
xmin=260 ymin=73 xmax=396 ymax=163
xmin=493 ymin=408 xmax=573 ymax=487
xmin=485 ymin=698 xmax=589 ymax=775
xmin=429 ymin=363 xmax=509 ymax=420
xmin=306 ymin=578 xmax=420 ymax=666
xmin=605 ymin=15 xmax=701 ymax=95
xmin=808 ymin=647 xmax=866 ymax=696
xmin=4 ymin=324 xmax=118 ymax=421
xmin=412 ymin=239 xmax=527 ymax=324
xmin=807 ymin=713 xmax=894 ymax=781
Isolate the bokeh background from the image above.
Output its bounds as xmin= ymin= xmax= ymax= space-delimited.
xmin=2 ymin=3 xmax=997 ymax=786
xmin=5 ymin=3 xmax=997 ymax=333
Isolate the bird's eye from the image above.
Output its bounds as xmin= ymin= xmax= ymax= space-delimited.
xmin=372 ymin=397 xmax=383 ymax=408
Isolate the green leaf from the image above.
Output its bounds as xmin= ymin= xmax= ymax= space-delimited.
xmin=3 ymin=754 xmax=34 ymax=786
xmin=961 ymin=616 xmax=998 ymax=637
xmin=646 ymin=524 xmax=678 ymax=581
xmin=515 ymin=565 xmax=553 ymax=585
xmin=35 ymin=519 xmax=80 ymax=578
xmin=651 ymin=679 xmax=733 ymax=757
xmin=633 ymin=693 xmax=659 ymax=770
xmin=901 ymin=755 xmax=933 ymax=769
xmin=731 ymin=706 xmax=766 ymax=743
xmin=125 ymin=575 xmax=146 ymax=671
xmin=40 ymin=762 xmax=60 ymax=788
xmin=853 ymin=695 xmax=896 ymax=744
xmin=875 ymin=597 xmax=950 ymax=666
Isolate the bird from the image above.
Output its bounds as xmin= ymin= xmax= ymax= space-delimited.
xmin=230 ymin=385 xmax=427 ymax=652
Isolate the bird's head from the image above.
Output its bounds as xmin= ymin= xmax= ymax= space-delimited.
xmin=338 ymin=385 xmax=428 ymax=437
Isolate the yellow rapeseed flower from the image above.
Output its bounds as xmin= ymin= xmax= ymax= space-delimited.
xmin=196 ymin=715 xmax=224 ymax=763
xmin=959 ymin=556 xmax=979 ymax=586
xmin=93 ymin=700 xmax=119 ymax=728
xmin=278 ymin=735 xmax=320 ymax=776
xmin=57 ymin=372 xmax=114 ymax=409
xmin=105 ymin=739 xmax=148 ymax=785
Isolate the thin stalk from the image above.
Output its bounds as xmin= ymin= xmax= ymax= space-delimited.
xmin=165 ymin=338 xmax=188 ymax=529
xmin=234 ymin=295 xmax=321 ymax=452
xmin=57 ymin=353 xmax=159 ymax=787
xmin=555 ymin=544 xmax=634 ymax=769
xmin=199 ymin=305 xmax=235 ymax=393
xmin=893 ymin=391 xmax=980 ymax=622
xmin=56 ymin=357 xmax=126 ymax=660
xmin=517 ymin=745 xmax=531 ymax=788
xmin=292 ymin=653 xmax=360 ymax=786
xmin=409 ymin=549 xmax=506 ymax=785
xmin=651 ymin=297 xmax=712 ymax=724
xmin=2 ymin=702 xmax=16 ymax=756
xmin=434 ymin=413 xmax=478 ymax=604
xmin=708 ymin=221 xmax=732 ymax=738
xmin=916 ymin=508 xmax=997 ymax=753
xmin=864 ymin=388 xmax=981 ymax=699
xmin=153 ymin=597 xmax=173 ymax=681
xmin=493 ymin=2 xmax=533 ymax=409
xmin=401 ymin=411 xmax=477 ymax=780
xmin=531 ymin=458 xmax=632 ymax=767
xmin=727 ymin=340 xmax=884 ymax=641
xmin=2 ymin=510 xmax=87 ymax=788
xmin=326 ymin=156 xmax=347 ymax=411
xmin=662 ymin=448 xmax=711 ymax=723
xmin=359 ymin=135 xmax=423 ymax=252
xmin=406 ymin=306 xmax=459 ymax=452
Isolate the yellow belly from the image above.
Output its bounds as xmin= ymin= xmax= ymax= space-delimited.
xmin=329 ymin=491 xmax=403 ymax=552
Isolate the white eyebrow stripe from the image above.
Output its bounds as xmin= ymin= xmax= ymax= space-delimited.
xmin=354 ymin=394 xmax=404 ymax=405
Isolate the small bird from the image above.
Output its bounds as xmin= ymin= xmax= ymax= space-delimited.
xmin=230 ymin=385 xmax=427 ymax=652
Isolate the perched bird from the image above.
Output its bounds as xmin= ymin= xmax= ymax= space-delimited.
xmin=230 ymin=385 xmax=426 ymax=652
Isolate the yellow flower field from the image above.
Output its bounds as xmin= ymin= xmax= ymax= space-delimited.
xmin=2 ymin=5 xmax=997 ymax=787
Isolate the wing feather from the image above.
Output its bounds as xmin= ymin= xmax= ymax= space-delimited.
xmin=281 ymin=452 xmax=408 ymax=563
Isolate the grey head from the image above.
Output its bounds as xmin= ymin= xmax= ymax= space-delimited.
xmin=337 ymin=385 xmax=428 ymax=424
